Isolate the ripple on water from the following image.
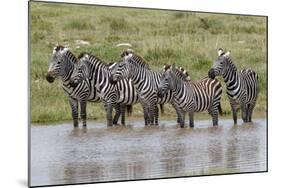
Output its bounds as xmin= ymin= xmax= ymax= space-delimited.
xmin=30 ymin=119 xmax=267 ymax=186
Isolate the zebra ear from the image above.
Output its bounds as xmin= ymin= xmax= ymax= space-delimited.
xmin=123 ymin=52 xmax=133 ymax=60
xmin=224 ymin=51 xmax=231 ymax=57
xmin=61 ymin=47 xmax=69 ymax=54
xmin=218 ymin=48 xmax=224 ymax=56
xmin=53 ymin=47 xmax=56 ymax=54
xmin=81 ymin=54 xmax=89 ymax=62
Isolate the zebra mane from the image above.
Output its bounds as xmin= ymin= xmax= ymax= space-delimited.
xmin=121 ymin=50 xmax=150 ymax=69
xmin=78 ymin=52 xmax=110 ymax=71
xmin=77 ymin=52 xmax=89 ymax=59
xmin=163 ymin=64 xmax=172 ymax=71
xmin=64 ymin=50 xmax=77 ymax=64
xmin=163 ymin=64 xmax=190 ymax=81
xmin=177 ymin=67 xmax=190 ymax=81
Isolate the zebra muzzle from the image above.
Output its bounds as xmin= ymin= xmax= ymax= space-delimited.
xmin=208 ymin=69 xmax=216 ymax=79
xmin=69 ymin=79 xmax=80 ymax=87
xmin=109 ymin=75 xmax=117 ymax=84
xmin=157 ymin=89 xmax=164 ymax=98
xmin=46 ymin=73 xmax=55 ymax=83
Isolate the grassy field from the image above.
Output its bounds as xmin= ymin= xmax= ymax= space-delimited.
xmin=30 ymin=2 xmax=267 ymax=123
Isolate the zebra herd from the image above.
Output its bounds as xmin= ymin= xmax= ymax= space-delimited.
xmin=46 ymin=45 xmax=259 ymax=128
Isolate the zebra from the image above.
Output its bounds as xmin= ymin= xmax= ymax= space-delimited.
xmin=109 ymin=49 xmax=178 ymax=126
xmin=69 ymin=52 xmax=139 ymax=127
xmin=157 ymin=65 xmax=223 ymax=128
xmin=208 ymin=48 xmax=259 ymax=124
xmin=46 ymin=45 xmax=125 ymax=127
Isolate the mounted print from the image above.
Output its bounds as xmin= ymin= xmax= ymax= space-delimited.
xmin=29 ymin=1 xmax=268 ymax=187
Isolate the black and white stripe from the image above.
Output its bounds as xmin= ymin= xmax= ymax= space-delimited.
xmin=46 ymin=46 xmax=130 ymax=128
xmin=70 ymin=53 xmax=139 ymax=126
xmin=158 ymin=65 xmax=223 ymax=128
xmin=208 ymin=48 xmax=259 ymax=123
xmin=46 ymin=45 xmax=95 ymax=127
xmin=110 ymin=50 xmax=175 ymax=126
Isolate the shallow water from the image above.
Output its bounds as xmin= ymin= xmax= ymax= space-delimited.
xmin=30 ymin=119 xmax=267 ymax=187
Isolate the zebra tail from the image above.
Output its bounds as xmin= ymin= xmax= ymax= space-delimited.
xmin=160 ymin=104 xmax=164 ymax=115
xmin=218 ymin=102 xmax=223 ymax=116
xmin=126 ymin=105 xmax=133 ymax=117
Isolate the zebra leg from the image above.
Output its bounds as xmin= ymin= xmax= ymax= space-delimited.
xmin=240 ymin=103 xmax=247 ymax=123
xmin=151 ymin=103 xmax=158 ymax=125
xmin=69 ymin=97 xmax=79 ymax=127
xmin=148 ymin=105 xmax=153 ymax=126
xmin=181 ymin=111 xmax=186 ymax=128
xmin=188 ymin=111 xmax=194 ymax=128
xmin=230 ymin=102 xmax=238 ymax=124
xmin=113 ymin=103 xmax=121 ymax=125
xmin=104 ymin=102 xmax=113 ymax=127
xmin=120 ymin=104 xmax=126 ymax=125
xmin=248 ymin=102 xmax=256 ymax=122
xmin=154 ymin=105 xmax=159 ymax=125
xmin=249 ymin=103 xmax=256 ymax=122
xmin=209 ymin=106 xmax=219 ymax=126
xmin=142 ymin=104 xmax=149 ymax=126
xmin=176 ymin=110 xmax=181 ymax=124
xmin=177 ymin=109 xmax=185 ymax=128
xmin=172 ymin=103 xmax=181 ymax=124
xmin=80 ymin=100 xmax=87 ymax=127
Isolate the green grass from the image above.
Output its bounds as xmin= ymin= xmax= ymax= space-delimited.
xmin=30 ymin=2 xmax=267 ymax=123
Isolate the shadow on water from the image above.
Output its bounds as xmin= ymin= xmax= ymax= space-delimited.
xmin=30 ymin=119 xmax=267 ymax=186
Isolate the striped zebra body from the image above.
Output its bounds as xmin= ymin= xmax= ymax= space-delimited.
xmin=208 ymin=49 xmax=258 ymax=123
xmin=46 ymin=45 xmax=98 ymax=127
xmin=71 ymin=53 xmax=139 ymax=126
xmin=110 ymin=50 xmax=175 ymax=126
xmin=158 ymin=65 xmax=222 ymax=127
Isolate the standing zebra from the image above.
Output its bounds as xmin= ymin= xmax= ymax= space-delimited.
xmin=70 ymin=52 xmax=139 ymax=127
xmin=46 ymin=45 xmax=124 ymax=127
xmin=157 ymin=65 xmax=223 ymax=128
xmin=208 ymin=48 xmax=259 ymax=124
xmin=109 ymin=50 xmax=176 ymax=126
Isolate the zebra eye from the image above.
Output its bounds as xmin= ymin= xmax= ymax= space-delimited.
xmin=57 ymin=61 xmax=61 ymax=65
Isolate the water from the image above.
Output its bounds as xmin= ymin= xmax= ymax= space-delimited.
xmin=30 ymin=119 xmax=267 ymax=187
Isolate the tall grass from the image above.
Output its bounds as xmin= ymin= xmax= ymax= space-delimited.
xmin=30 ymin=2 xmax=267 ymax=123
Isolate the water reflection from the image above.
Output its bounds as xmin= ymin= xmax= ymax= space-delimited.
xmin=31 ymin=119 xmax=267 ymax=187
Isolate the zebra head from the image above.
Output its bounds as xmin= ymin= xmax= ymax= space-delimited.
xmin=157 ymin=65 xmax=177 ymax=98
xmin=46 ymin=45 xmax=71 ymax=83
xmin=109 ymin=49 xmax=134 ymax=84
xmin=208 ymin=48 xmax=231 ymax=79
xmin=69 ymin=52 xmax=90 ymax=87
